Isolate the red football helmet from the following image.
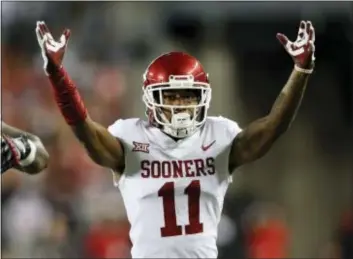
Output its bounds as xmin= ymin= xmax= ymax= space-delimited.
xmin=142 ymin=52 xmax=212 ymax=138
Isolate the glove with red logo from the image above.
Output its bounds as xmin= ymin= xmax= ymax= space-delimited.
xmin=1 ymin=135 xmax=35 ymax=174
xmin=35 ymin=21 xmax=71 ymax=75
xmin=277 ymin=20 xmax=316 ymax=74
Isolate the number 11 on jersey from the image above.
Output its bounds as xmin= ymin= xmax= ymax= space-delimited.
xmin=158 ymin=180 xmax=204 ymax=237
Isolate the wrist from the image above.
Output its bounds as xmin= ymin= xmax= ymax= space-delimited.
xmin=294 ymin=64 xmax=313 ymax=74
xmin=48 ymin=64 xmax=64 ymax=80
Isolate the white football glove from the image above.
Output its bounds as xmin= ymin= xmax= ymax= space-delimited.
xmin=277 ymin=20 xmax=316 ymax=74
xmin=35 ymin=21 xmax=71 ymax=75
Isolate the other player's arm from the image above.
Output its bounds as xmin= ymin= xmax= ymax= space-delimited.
xmin=1 ymin=122 xmax=49 ymax=174
xmin=35 ymin=21 xmax=124 ymax=172
xmin=229 ymin=21 xmax=316 ymax=170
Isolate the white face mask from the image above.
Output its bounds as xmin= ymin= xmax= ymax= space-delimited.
xmin=142 ymin=75 xmax=212 ymax=138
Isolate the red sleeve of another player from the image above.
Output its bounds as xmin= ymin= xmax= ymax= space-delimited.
xmin=246 ymin=219 xmax=289 ymax=258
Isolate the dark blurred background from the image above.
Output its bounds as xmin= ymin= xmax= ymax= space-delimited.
xmin=1 ymin=2 xmax=352 ymax=258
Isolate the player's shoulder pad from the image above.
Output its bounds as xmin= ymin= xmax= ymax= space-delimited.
xmin=207 ymin=116 xmax=243 ymax=140
xmin=107 ymin=118 xmax=145 ymax=139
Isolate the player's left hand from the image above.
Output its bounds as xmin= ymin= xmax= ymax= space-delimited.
xmin=1 ymin=135 xmax=34 ymax=173
xmin=277 ymin=20 xmax=316 ymax=73
xmin=1 ymin=135 xmax=21 ymax=173
xmin=35 ymin=21 xmax=71 ymax=75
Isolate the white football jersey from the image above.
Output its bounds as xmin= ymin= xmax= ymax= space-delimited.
xmin=108 ymin=116 xmax=242 ymax=258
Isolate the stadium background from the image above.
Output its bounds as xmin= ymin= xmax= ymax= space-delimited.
xmin=1 ymin=2 xmax=352 ymax=258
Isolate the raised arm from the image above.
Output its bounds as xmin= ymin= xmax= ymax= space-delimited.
xmin=229 ymin=21 xmax=316 ymax=171
xmin=35 ymin=21 xmax=124 ymax=172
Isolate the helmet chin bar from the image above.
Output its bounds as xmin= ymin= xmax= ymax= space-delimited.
xmin=142 ymin=81 xmax=211 ymax=139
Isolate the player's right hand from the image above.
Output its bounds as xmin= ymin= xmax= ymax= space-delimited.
xmin=35 ymin=21 xmax=71 ymax=75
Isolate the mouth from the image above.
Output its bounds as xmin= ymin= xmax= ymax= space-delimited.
xmin=162 ymin=107 xmax=192 ymax=115
xmin=174 ymin=108 xmax=189 ymax=113
xmin=161 ymin=107 xmax=195 ymax=122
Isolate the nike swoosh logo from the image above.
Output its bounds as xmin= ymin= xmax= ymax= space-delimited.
xmin=201 ymin=140 xmax=216 ymax=151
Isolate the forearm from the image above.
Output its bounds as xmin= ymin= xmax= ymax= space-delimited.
xmin=48 ymin=68 xmax=123 ymax=169
xmin=49 ymin=66 xmax=88 ymax=125
xmin=48 ymin=66 xmax=95 ymax=149
xmin=268 ymin=69 xmax=310 ymax=133
xmin=229 ymin=69 xmax=311 ymax=168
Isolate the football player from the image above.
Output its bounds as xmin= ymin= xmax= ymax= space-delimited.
xmin=35 ymin=20 xmax=315 ymax=258
xmin=1 ymin=122 xmax=49 ymax=174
